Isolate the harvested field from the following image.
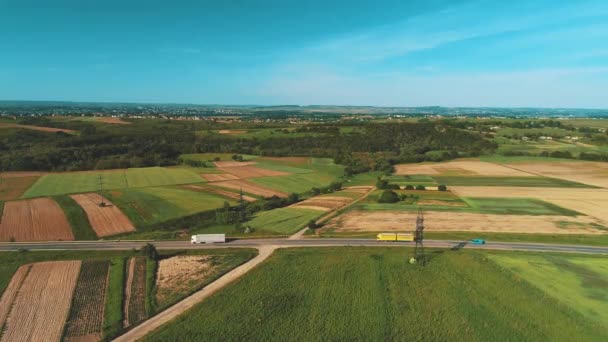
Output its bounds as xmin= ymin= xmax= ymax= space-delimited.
xmin=1 ymin=261 xmax=81 ymax=342
xmin=325 ymin=210 xmax=605 ymax=235
xmin=70 ymin=193 xmax=135 ymax=237
xmin=418 ymin=199 xmax=467 ymax=207
xmin=124 ymin=257 xmax=147 ymax=328
xmin=155 ymin=256 xmax=214 ymax=308
xmin=290 ymin=196 xmax=353 ymax=212
xmin=218 ymin=129 xmax=246 ymax=135
xmin=451 ymin=186 xmax=608 ymax=224
xmin=342 ymin=186 xmax=374 ymax=194
xmin=200 ymin=173 xmax=239 ymax=182
xmin=64 ymin=260 xmax=111 ymax=342
xmin=0 ymin=171 xmax=48 ymax=178
xmin=213 ymin=161 xmax=256 ymax=168
xmin=257 ymin=156 xmax=310 ymax=166
xmin=0 ymin=265 xmax=31 ymax=329
xmin=214 ymin=179 xmax=288 ymax=198
xmin=0 ymin=176 xmax=39 ymax=201
xmin=0 ymin=122 xmax=76 ymax=134
xmin=184 ymin=185 xmax=257 ymax=202
xmin=219 ymin=165 xmax=289 ymax=179
xmin=501 ymin=161 xmax=608 ymax=188
xmin=0 ymin=198 xmax=74 ymax=241
xmin=394 ymin=160 xmax=532 ymax=176
xmin=96 ymin=117 xmax=131 ymax=125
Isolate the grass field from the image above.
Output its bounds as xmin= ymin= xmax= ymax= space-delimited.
xmin=344 ymin=171 xmax=383 ymax=186
xmin=247 ymin=207 xmax=323 ymax=234
xmin=146 ymin=248 xmax=607 ymax=341
xmin=251 ymin=172 xmax=340 ymax=194
xmin=384 ymin=174 xmax=437 ymax=186
xmin=53 ymin=195 xmax=98 ymax=240
xmin=106 ymin=186 xmax=234 ymax=227
xmin=433 ymin=176 xmax=595 ymax=188
xmin=22 ymin=167 xmax=204 ymax=198
xmin=180 ymin=153 xmax=258 ymax=162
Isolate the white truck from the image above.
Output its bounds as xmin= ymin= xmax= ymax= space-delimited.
xmin=191 ymin=234 xmax=226 ymax=244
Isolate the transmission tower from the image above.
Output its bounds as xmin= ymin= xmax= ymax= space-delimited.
xmin=410 ymin=208 xmax=425 ymax=264
xmin=98 ymin=175 xmax=106 ymax=207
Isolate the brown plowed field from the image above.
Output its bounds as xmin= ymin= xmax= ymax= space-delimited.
xmin=64 ymin=260 xmax=111 ymax=342
xmin=451 ymin=186 xmax=608 ymax=224
xmin=0 ymin=171 xmax=48 ymax=178
xmin=499 ymin=161 xmax=608 ymax=188
xmin=342 ymin=186 xmax=374 ymax=194
xmin=70 ymin=193 xmax=135 ymax=237
xmin=0 ymin=122 xmax=77 ymax=134
xmin=96 ymin=117 xmax=131 ymax=125
xmin=184 ymin=185 xmax=257 ymax=202
xmin=1 ymin=261 xmax=81 ymax=342
xmin=200 ymin=173 xmax=239 ymax=182
xmin=394 ymin=160 xmax=532 ymax=176
xmin=0 ymin=176 xmax=39 ymax=200
xmin=219 ymin=166 xmax=289 ymax=178
xmin=213 ymin=161 xmax=256 ymax=168
xmin=0 ymin=264 xmax=31 ymax=328
xmin=0 ymin=198 xmax=74 ymax=241
xmin=325 ymin=210 xmax=605 ymax=235
xmin=214 ymin=179 xmax=288 ymax=198
xmin=291 ymin=196 xmax=353 ymax=212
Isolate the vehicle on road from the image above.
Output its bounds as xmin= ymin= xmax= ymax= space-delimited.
xmin=376 ymin=233 xmax=414 ymax=241
xmin=191 ymin=234 xmax=226 ymax=244
xmin=470 ymin=238 xmax=486 ymax=245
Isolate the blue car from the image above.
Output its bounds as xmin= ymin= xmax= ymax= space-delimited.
xmin=470 ymin=238 xmax=486 ymax=245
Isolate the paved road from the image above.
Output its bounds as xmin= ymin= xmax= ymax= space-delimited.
xmin=1 ymin=238 xmax=607 ymax=254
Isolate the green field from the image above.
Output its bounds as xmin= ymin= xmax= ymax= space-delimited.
xmin=344 ymin=171 xmax=383 ymax=186
xmin=22 ymin=167 xmax=204 ymax=198
xmin=106 ymin=186 xmax=234 ymax=227
xmin=247 ymin=207 xmax=323 ymax=234
xmin=52 ymin=195 xmax=98 ymax=240
xmin=180 ymin=153 xmax=258 ymax=162
xmin=462 ymin=197 xmax=581 ymax=215
xmin=433 ymin=176 xmax=595 ymax=188
xmin=146 ymin=248 xmax=608 ymax=341
xmin=384 ymin=174 xmax=437 ymax=186
xmin=251 ymin=172 xmax=340 ymax=194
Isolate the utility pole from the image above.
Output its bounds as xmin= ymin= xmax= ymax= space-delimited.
xmin=98 ymin=174 xmax=106 ymax=207
xmin=410 ymin=208 xmax=425 ymax=265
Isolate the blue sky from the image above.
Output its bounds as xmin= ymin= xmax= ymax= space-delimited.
xmin=1 ymin=0 xmax=608 ymax=108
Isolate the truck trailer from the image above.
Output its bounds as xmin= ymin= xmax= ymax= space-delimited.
xmin=191 ymin=234 xmax=226 ymax=244
xmin=376 ymin=233 xmax=414 ymax=241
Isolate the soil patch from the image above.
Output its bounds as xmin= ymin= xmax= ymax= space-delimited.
xmin=70 ymin=193 xmax=135 ymax=237
xmin=0 ymin=197 xmax=74 ymax=241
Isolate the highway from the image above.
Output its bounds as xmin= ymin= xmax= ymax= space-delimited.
xmin=1 ymin=238 xmax=607 ymax=254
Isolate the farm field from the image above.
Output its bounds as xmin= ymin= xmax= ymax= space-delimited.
xmin=145 ymin=248 xmax=608 ymax=341
xmin=433 ymin=176 xmax=594 ymax=188
xmin=184 ymin=184 xmax=257 ymax=202
xmin=124 ymin=257 xmax=147 ymax=328
xmin=0 ymin=175 xmax=39 ymax=200
xmin=0 ymin=261 xmax=81 ymax=342
xmin=250 ymin=172 xmax=339 ymax=194
xmin=71 ymin=193 xmax=135 ymax=237
xmin=322 ymin=210 xmax=605 ymax=235
xmin=106 ymin=186 xmax=234 ymax=227
xmin=394 ymin=160 xmax=532 ymax=176
xmin=492 ymin=160 xmax=608 ymax=188
xmin=64 ymin=260 xmax=111 ymax=341
xmin=53 ymin=195 xmax=99 ymax=240
xmin=0 ymin=197 xmax=74 ymax=241
xmin=22 ymin=167 xmax=204 ymax=198
xmin=0 ymin=121 xmax=77 ymax=133
xmin=247 ymin=207 xmax=323 ymax=234
xmin=290 ymin=195 xmax=353 ymax=212
xmin=213 ymin=179 xmax=288 ymax=198
xmin=451 ymin=187 xmax=608 ymax=224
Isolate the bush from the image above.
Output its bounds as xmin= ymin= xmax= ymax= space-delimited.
xmin=378 ymin=190 xmax=400 ymax=203
xmin=415 ymin=185 xmax=426 ymax=191
xmin=405 ymin=184 xmax=414 ymax=190
xmin=438 ymin=184 xmax=447 ymax=191
xmin=308 ymin=220 xmax=318 ymax=230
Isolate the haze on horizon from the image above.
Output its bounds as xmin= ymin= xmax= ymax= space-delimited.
xmin=1 ymin=0 xmax=608 ymax=108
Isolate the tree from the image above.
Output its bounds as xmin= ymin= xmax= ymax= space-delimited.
xmin=415 ymin=185 xmax=426 ymax=191
xmin=288 ymin=192 xmax=299 ymax=204
xmin=308 ymin=220 xmax=318 ymax=229
xmin=378 ymin=190 xmax=400 ymax=203
xmin=438 ymin=184 xmax=448 ymax=191
xmin=141 ymin=243 xmax=158 ymax=260
xmin=405 ymin=184 xmax=414 ymax=190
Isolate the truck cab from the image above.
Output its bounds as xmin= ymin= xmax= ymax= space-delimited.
xmin=470 ymin=238 xmax=486 ymax=245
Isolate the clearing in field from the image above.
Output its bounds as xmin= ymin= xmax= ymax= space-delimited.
xmin=0 ymin=197 xmax=74 ymax=241
xmin=394 ymin=160 xmax=532 ymax=176
xmin=70 ymin=193 xmax=135 ymax=237
xmin=124 ymin=257 xmax=147 ymax=328
xmin=290 ymin=195 xmax=353 ymax=212
xmin=0 ymin=175 xmax=39 ymax=200
xmin=184 ymin=185 xmax=257 ymax=202
xmin=145 ymin=248 xmax=607 ymax=341
xmin=200 ymin=173 xmax=239 ymax=182
xmin=0 ymin=122 xmax=76 ymax=134
xmin=64 ymin=260 xmax=111 ymax=342
xmin=496 ymin=160 xmax=608 ymax=188
xmin=1 ymin=261 xmax=81 ymax=342
xmin=218 ymin=165 xmax=290 ymax=179
xmin=247 ymin=207 xmax=323 ymax=234
xmin=213 ymin=179 xmax=288 ymax=198
xmin=451 ymin=187 xmax=608 ymax=224
xmin=324 ymin=210 xmax=605 ymax=235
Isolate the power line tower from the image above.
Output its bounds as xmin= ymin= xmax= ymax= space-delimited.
xmin=98 ymin=175 xmax=106 ymax=207
xmin=410 ymin=208 xmax=425 ymax=265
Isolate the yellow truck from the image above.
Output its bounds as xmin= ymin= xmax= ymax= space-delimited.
xmin=376 ymin=233 xmax=414 ymax=241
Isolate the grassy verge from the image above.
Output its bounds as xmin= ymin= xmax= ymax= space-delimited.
xmin=103 ymin=257 xmax=126 ymax=340
xmin=145 ymin=248 xmax=607 ymax=341
xmin=53 ymin=195 xmax=98 ymax=240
